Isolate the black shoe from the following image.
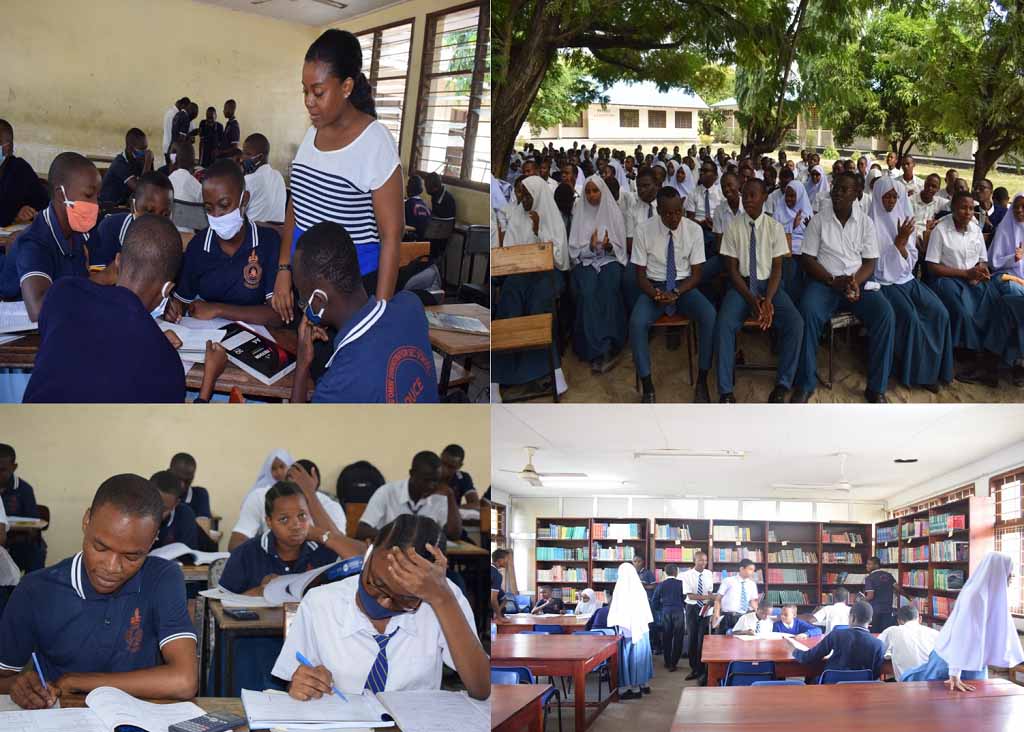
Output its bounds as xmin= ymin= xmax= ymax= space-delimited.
xmin=767 ymin=385 xmax=788 ymax=403
xmin=719 ymin=392 xmax=736 ymax=403
xmin=789 ymin=389 xmax=811 ymax=403
xmin=620 ymin=690 xmax=642 ymax=700
xmin=694 ymin=382 xmax=711 ymax=403
xmin=864 ymin=388 xmax=889 ymax=403
xmin=641 ymin=686 xmax=652 ymax=695
xmin=590 ymin=358 xmax=603 ymax=373
xmin=685 ymin=672 xmax=700 ymax=680
xmin=641 ymin=389 xmax=656 ymax=403
xmin=957 ymin=366 xmax=999 ymax=388
xmin=921 ymin=382 xmax=940 ymax=394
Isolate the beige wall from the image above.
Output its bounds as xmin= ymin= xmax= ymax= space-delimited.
xmin=3 ymin=405 xmax=490 ymax=561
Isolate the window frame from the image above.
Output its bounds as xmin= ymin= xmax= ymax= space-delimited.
xmin=355 ymin=17 xmax=416 ymax=153
xmin=619 ymin=109 xmax=640 ymax=128
xmin=675 ymin=110 xmax=693 ymax=129
xmin=991 ymin=466 xmax=1024 ymax=616
xmin=647 ymin=109 xmax=666 ymax=129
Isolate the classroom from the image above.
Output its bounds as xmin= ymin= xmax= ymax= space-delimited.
xmin=0 ymin=403 xmax=492 ymax=730
xmin=0 ymin=0 xmax=491 ymax=405
xmin=489 ymin=404 xmax=1024 ymax=732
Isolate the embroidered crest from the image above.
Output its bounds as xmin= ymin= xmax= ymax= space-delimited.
xmin=243 ymin=249 xmax=262 ymax=289
xmin=124 ymin=607 xmax=143 ymax=653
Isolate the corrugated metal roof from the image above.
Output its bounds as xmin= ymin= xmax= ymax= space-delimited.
xmin=603 ymin=81 xmax=709 ymax=110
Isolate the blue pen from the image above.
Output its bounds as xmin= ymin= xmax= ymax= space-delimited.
xmin=31 ymin=652 xmax=48 ymax=692
xmin=295 ymin=651 xmax=347 ymax=702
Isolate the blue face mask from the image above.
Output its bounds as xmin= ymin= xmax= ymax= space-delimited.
xmin=132 ymin=149 xmax=146 ymax=160
xmin=304 ymin=289 xmax=327 ymax=325
xmin=242 ymin=155 xmax=262 ymax=175
xmin=357 ymin=578 xmax=405 ymax=620
xmin=0 ymin=145 xmax=6 ymax=167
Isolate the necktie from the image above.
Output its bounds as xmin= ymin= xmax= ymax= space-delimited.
xmin=363 ymin=629 xmax=399 ymax=693
xmin=704 ymin=189 xmax=711 ymax=220
xmin=748 ymin=222 xmax=761 ymax=297
xmin=696 ymin=573 xmax=705 ymax=609
xmin=647 ymin=202 xmax=653 ymax=219
xmin=664 ymin=232 xmax=678 ymax=315
xmin=739 ymin=581 xmax=749 ymax=613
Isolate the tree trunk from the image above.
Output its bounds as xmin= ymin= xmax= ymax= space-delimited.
xmin=895 ymin=138 xmax=915 ymax=168
xmin=972 ymin=127 xmax=1014 ymax=189
xmin=492 ymin=47 xmax=554 ymax=179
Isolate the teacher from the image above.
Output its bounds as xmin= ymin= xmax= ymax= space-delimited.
xmin=272 ymin=28 xmax=403 ymax=323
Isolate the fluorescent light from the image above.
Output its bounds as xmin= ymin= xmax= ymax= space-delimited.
xmin=538 ymin=480 xmax=628 ymax=491
xmin=634 ymin=449 xmax=746 ymax=460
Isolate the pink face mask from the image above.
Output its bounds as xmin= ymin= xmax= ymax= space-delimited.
xmin=61 ymin=185 xmax=99 ymax=233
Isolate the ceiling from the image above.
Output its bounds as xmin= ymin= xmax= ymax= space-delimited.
xmin=491 ymin=405 xmax=1024 ymax=504
xmin=192 ymin=0 xmax=403 ymax=26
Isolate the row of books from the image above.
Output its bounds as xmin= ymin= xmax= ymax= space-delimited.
xmin=538 ymin=524 xmax=588 ymax=540
xmin=536 ymin=547 xmax=589 ymax=561
xmin=929 ymin=513 xmax=966 ymax=534
xmin=902 ymin=569 xmax=928 ymax=588
xmin=878 ymin=547 xmax=900 ymax=564
xmin=537 ymin=566 xmax=588 ymax=582
xmin=592 ymin=522 xmax=641 ymax=539
xmin=766 ymin=568 xmax=810 ymax=583
xmin=900 ymin=595 xmax=928 ymax=614
xmin=712 ymin=548 xmax=763 ymax=563
xmin=550 ymin=587 xmax=585 ymax=603
xmin=902 ymin=519 xmax=930 ymax=539
xmin=821 ymin=530 xmax=864 ymax=544
xmin=768 ymin=549 xmax=818 ymax=563
xmin=932 ymin=595 xmax=954 ymax=618
xmin=767 ymin=530 xmax=816 ymax=542
xmin=932 ymin=540 xmax=969 ymax=562
xmin=824 ymin=572 xmax=867 ymax=584
xmin=592 ymin=544 xmax=636 ymax=561
xmin=822 ymin=552 xmax=863 ymax=564
xmin=933 ymin=569 xmax=965 ymax=590
xmin=876 ymin=525 xmax=900 ymax=543
xmin=767 ymin=590 xmax=810 ymax=605
xmin=901 ymin=545 xmax=930 ymax=563
xmin=593 ymin=567 xmax=619 ymax=582
xmin=714 ymin=570 xmax=764 ymax=583
xmin=655 ymin=524 xmax=693 ymax=540
xmin=713 ymin=525 xmax=755 ymax=541
xmin=655 ymin=546 xmax=697 ymax=563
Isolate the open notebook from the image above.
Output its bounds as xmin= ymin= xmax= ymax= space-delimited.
xmin=199 ymin=556 xmax=363 ymax=608
xmin=149 ymin=542 xmax=230 ymax=565
xmin=0 ymin=686 xmax=203 ymax=732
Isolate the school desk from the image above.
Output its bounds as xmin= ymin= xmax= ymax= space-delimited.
xmin=63 ymin=695 xmax=254 ymax=731
xmin=492 ymin=683 xmax=553 ymax=732
xmin=426 ymin=302 xmax=490 ymax=394
xmin=670 ymin=678 xmax=1024 ymax=732
xmin=495 ymin=614 xmax=591 ymax=634
xmin=208 ymin=600 xmax=284 ymax=697
xmin=700 ymin=634 xmax=893 ymax=687
xmin=491 ymin=634 xmax=620 ymax=732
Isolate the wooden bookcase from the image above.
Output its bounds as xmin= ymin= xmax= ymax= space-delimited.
xmin=652 ymin=518 xmax=712 ymax=581
xmin=709 ymin=519 xmax=767 ymax=586
xmin=590 ymin=517 xmax=650 ymax=605
xmin=766 ymin=521 xmax=822 ymax=611
xmin=819 ymin=521 xmax=873 ymax=604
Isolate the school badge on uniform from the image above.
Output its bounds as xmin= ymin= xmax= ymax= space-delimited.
xmin=243 ymin=249 xmax=262 ymax=289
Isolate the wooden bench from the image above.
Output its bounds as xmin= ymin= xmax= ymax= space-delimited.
xmin=634 ymin=313 xmax=695 ymax=392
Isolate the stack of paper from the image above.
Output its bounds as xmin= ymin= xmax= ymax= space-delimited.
xmin=199 ymin=585 xmax=277 ymax=608
xmin=240 ymin=689 xmax=393 ymax=729
xmin=149 ymin=542 xmax=230 ymax=565
xmin=0 ymin=302 xmax=35 ymax=335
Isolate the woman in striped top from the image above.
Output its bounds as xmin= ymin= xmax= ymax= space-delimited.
xmin=272 ymin=29 xmax=404 ymax=324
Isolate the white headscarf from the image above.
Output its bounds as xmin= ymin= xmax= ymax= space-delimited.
xmin=569 ymin=175 xmax=627 ymax=266
xmin=505 ymin=175 xmax=569 ymax=271
xmin=988 ymin=192 xmax=1024 ymax=278
xmin=772 ymin=180 xmax=813 ymax=232
xmin=933 ymin=552 xmax=1024 ymax=672
xmin=575 ymin=588 xmax=600 ymax=616
xmin=606 ymin=562 xmax=653 ymax=640
xmin=608 ymin=158 xmax=628 ymax=192
xmin=867 ymin=168 xmax=883 ymax=191
xmin=804 ymin=164 xmax=830 ymax=200
xmin=250 ymin=448 xmax=295 ymax=495
xmin=870 ymin=177 xmax=917 ymax=284
xmin=669 ymin=164 xmax=689 ymax=199
xmin=680 ymin=159 xmax=698 ymax=198
xmin=574 ymin=165 xmax=586 ymax=194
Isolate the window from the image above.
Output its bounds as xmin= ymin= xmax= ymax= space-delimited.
xmin=996 ymin=527 xmax=1023 ymax=614
xmin=742 ymin=501 xmax=778 ymax=520
xmin=675 ymin=111 xmax=692 ymax=128
xmin=778 ymin=501 xmax=814 ymax=521
xmin=993 ymin=468 xmax=1024 ymax=614
xmin=704 ymin=499 xmax=739 ymax=520
xmin=648 ymin=110 xmax=666 ymax=128
xmin=815 ymin=502 xmax=849 ymax=522
xmin=619 ymin=109 xmax=639 ymax=128
xmin=412 ymin=1 xmax=490 ymax=189
xmin=567 ymin=110 xmax=584 ymax=128
xmin=996 ymin=476 xmax=1022 ymax=522
xmin=356 ymin=20 xmax=414 ymax=149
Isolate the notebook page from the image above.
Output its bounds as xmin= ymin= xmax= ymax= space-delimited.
xmin=240 ymin=689 xmax=391 ymax=727
xmin=0 ymin=707 xmax=105 ymax=732
xmin=85 ymin=686 xmax=203 ymax=731
xmin=376 ymin=690 xmax=489 ymax=732
xmin=0 ymin=302 xmax=34 ymax=334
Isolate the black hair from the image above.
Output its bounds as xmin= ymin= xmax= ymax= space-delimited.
xmin=121 ymin=214 xmax=183 ymax=284
xmin=425 ymin=172 xmax=443 ymax=191
xmin=834 ymin=170 xmax=859 ymax=189
xmin=951 ymin=190 xmax=975 ymax=209
xmin=150 ymin=469 xmax=184 ymax=499
xmin=665 ymin=564 xmax=679 ymax=576
xmin=738 ymin=558 xmax=756 ymax=569
xmin=742 ymin=177 xmax=768 ymax=195
xmin=48 ymin=152 xmax=97 ymax=199
xmin=265 ymin=480 xmax=305 ymax=516
xmin=206 ymin=106 xmax=216 ymax=115
xmin=492 ymin=548 xmax=510 ymax=562
xmin=411 ymin=450 xmax=441 ymax=474
xmin=782 ymin=603 xmax=799 ymax=613
xmin=994 ymin=186 xmax=1010 ymax=202
xmin=925 ymin=172 xmax=942 ymax=183
xmin=295 ymin=458 xmax=320 ymax=486
xmin=244 ymin=133 xmax=270 ymax=158
xmin=779 ymin=166 xmax=794 ymax=181
xmin=203 ymin=158 xmax=245 ymax=196
xmin=170 ymin=452 xmax=196 ymax=468
xmin=179 ymin=97 xmax=191 ymax=107
xmin=897 ymin=605 xmax=918 ymax=623
xmin=305 ymin=29 xmax=376 ymax=118
xmin=0 ymin=119 xmax=12 ymax=141
xmin=553 ymin=183 xmax=575 ymax=214
xmin=442 ymin=444 xmax=465 ymax=460
xmin=656 ymin=185 xmax=681 ymax=207
xmin=605 ymin=176 xmax=620 ymax=201
xmin=126 ymin=128 xmax=146 ymax=147
xmin=0 ymin=443 xmax=14 ymax=462
xmin=850 ymin=599 xmax=873 ymax=626
xmin=867 ymin=556 xmax=881 ymax=565
xmin=90 ymin=474 xmax=163 ymax=525
xmin=720 ymin=171 xmax=739 ymax=185
xmin=171 ymin=140 xmax=196 ymax=169
xmin=134 ymin=171 xmax=174 ymax=200
xmin=407 ymin=174 xmax=424 ymax=197
xmin=833 ymin=587 xmax=850 ymax=602
xmin=295 ymin=221 xmax=362 ymax=295
xmin=376 ymin=513 xmax=447 ymax=560
xmin=337 ymin=460 xmax=386 ymax=502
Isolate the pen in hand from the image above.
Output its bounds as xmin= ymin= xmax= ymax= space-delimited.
xmin=295 ymin=651 xmax=347 ymax=702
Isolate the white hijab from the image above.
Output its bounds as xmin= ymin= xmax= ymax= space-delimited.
xmin=606 ymin=562 xmax=653 ymax=640
xmin=569 ymin=175 xmax=627 ymax=266
xmin=250 ymin=448 xmax=295 ymax=495
xmin=804 ymin=164 xmax=830 ymax=200
xmin=575 ymin=588 xmax=600 ymax=616
xmin=933 ymin=552 xmax=1024 ymax=672
xmin=505 ymin=175 xmax=569 ymax=271
xmin=988 ymin=192 xmax=1024 ymax=277
xmin=772 ymin=180 xmax=814 ymax=231
xmin=680 ymin=160 xmax=698 ymax=198
xmin=870 ymin=177 xmax=917 ymax=283
xmin=669 ymin=164 xmax=689 ymax=199
xmin=608 ymin=158 xmax=628 ymax=192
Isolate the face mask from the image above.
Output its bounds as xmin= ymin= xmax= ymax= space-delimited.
xmin=304 ymin=288 xmax=327 ymax=325
xmin=0 ymin=145 xmax=6 ymax=167
xmin=357 ymin=576 xmax=406 ymax=620
xmin=132 ymin=149 xmax=146 ymax=160
xmin=61 ymin=185 xmax=99 ymax=233
xmin=207 ymin=194 xmax=245 ymax=239
xmin=169 ymin=153 xmax=177 ymax=165
xmin=150 ymin=282 xmax=173 ymax=319
xmin=242 ymin=154 xmax=262 ymax=175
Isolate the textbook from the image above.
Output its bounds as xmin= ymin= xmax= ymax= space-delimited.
xmin=219 ymin=322 xmax=295 ymax=385
xmin=424 ymin=310 xmax=489 ymax=335
xmin=157 ymin=321 xmax=226 ymax=360
xmin=0 ymin=686 xmax=203 ymax=732
xmin=4 ymin=516 xmax=47 ymax=529
xmin=262 ymin=556 xmax=363 ymax=605
xmin=785 ymin=637 xmax=810 ymax=652
xmin=0 ymin=302 xmax=35 ymax=334
xmin=149 ymin=542 xmax=230 ymax=565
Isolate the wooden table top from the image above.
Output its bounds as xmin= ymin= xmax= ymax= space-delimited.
xmin=209 ymin=599 xmax=284 ymax=632
xmin=491 ymin=684 xmax=552 ymax=730
xmin=0 ymin=333 xmax=38 ymax=368
xmin=426 ymin=303 xmax=490 ymax=357
xmin=671 ymin=679 xmax=1024 ymax=732
xmin=181 ymin=565 xmax=211 ymax=581
xmin=448 ymin=539 xmax=488 ymax=557
xmin=496 ymin=614 xmax=591 ymax=629
xmin=701 ymin=633 xmax=832 ymax=663
xmin=491 ymin=634 xmax=619 ymax=663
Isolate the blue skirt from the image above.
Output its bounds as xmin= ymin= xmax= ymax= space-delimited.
xmin=492 ymin=272 xmax=563 ymax=385
xmin=618 ymin=633 xmax=654 ymax=688
xmin=570 ymin=262 xmax=626 ymax=361
xmin=899 ymin=649 xmax=988 ymax=682
xmin=933 ymin=277 xmax=998 ymax=350
xmin=880 ymin=279 xmax=953 ymax=386
xmin=985 ymin=295 xmax=1024 ymax=366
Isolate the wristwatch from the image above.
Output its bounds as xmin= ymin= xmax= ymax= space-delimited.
xmin=278 ymin=264 xmax=292 ymax=272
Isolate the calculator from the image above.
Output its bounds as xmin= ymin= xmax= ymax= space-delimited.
xmin=168 ymin=712 xmax=247 ymax=732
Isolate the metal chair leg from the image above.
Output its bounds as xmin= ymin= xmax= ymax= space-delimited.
xmin=687 ymin=324 xmax=695 ymax=385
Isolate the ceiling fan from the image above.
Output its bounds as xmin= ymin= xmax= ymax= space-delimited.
xmin=771 ymin=453 xmax=869 ymax=492
xmin=499 ymin=447 xmax=588 ymax=487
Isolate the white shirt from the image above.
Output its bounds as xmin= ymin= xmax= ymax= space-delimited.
xmin=680 ymin=568 xmax=714 ymax=605
xmin=233 ymin=488 xmax=348 ymax=539
xmin=272 ymin=575 xmax=476 ymax=693
xmin=764 ymin=188 xmax=783 ymax=216
xmin=813 ymin=602 xmax=851 ymax=635
xmin=925 ymin=216 xmax=987 ymax=269
xmin=896 ymin=174 xmax=925 ymax=199
xmin=163 ymin=106 xmax=177 ymax=157
xmin=686 ymin=183 xmax=724 ymax=221
xmin=720 ymin=211 xmax=789 ymax=281
xmin=625 ymin=194 xmax=657 ymax=239
xmin=631 ymin=214 xmax=705 ymax=283
xmin=716 ymin=575 xmax=758 ymax=614
xmin=911 ymin=193 xmax=949 ymax=235
xmin=733 ymin=612 xmax=774 ymax=636
xmin=801 ymin=205 xmax=879 ymax=276
xmin=713 ymin=200 xmax=742 ymax=236
xmin=245 ymin=164 xmax=287 ymax=223
xmin=359 ymin=479 xmax=450 ymax=532
xmin=878 ymin=620 xmax=940 ymax=680
xmin=169 ymin=168 xmax=203 ymax=204
xmin=0 ymin=493 xmax=7 ymax=527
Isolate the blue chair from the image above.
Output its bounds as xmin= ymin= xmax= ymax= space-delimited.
xmin=534 ymin=624 xmax=565 ymax=634
xmin=751 ymin=680 xmax=805 ymax=686
xmin=491 ymin=666 xmax=562 ymax=732
xmin=830 ymin=624 xmax=849 ymax=632
xmin=819 ymin=669 xmax=874 ymax=685
xmin=521 ymin=630 xmax=554 ymax=635
xmin=722 ymin=661 xmax=776 ymax=686
xmin=491 ymin=669 xmax=520 ymax=685
xmin=836 ymin=680 xmax=882 ymax=685
xmin=572 ymin=631 xmax=614 ymax=701
xmin=770 ymin=607 xmax=782 ymax=617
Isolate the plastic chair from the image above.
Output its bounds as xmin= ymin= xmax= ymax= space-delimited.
xmin=521 ymin=630 xmax=554 ymax=635
xmin=836 ymin=680 xmax=882 ymax=684
xmin=491 ymin=666 xmax=562 ymax=732
xmin=752 ymin=680 xmax=805 ymax=686
xmin=533 ymin=624 xmax=565 ymax=634
xmin=722 ymin=660 xmax=776 ymax=686
xmin=819 ymin=669 xmax=874 ymax=685
xmin=491 ymin=670 xmax=520 ymax=685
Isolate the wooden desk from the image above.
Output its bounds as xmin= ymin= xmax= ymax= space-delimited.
xmin=208 ymin=601 xmax=284 ymax=696
xmin=62 ymin=696 xmax=252 ymax=731
xmin=701 ymin=634 xmax=892 ymax=687
xmin=496 ymin=614 xmax=591 ymax=634
xmin=491 ymin=634 xmax=620 ymax=732
xmin=671 ymin=678 xmax=1024 ymax=732
xmin=449 ymin=539 xmax=488 ymax=557
xmin=0 ymin=334 xmax=38 ymax=368
xmin=426 ymin=303 xmax=489 ymax=394
xmin=182 ymin=565 xmax=210 ymax=583
xmin=492 ymin=683 xmax=551 ymax=732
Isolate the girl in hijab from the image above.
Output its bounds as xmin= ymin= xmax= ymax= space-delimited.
xmin=988 ymin=192 xmax=1024 ymax=297
xmin=608 ymin=158 xmax=629 ymax=196
xmin=772 ymin=181 xmax=814 ymax=302
xmin=680 ymin=157 xmax=698 ymax=201
xmin=493 ymin=175 xmax=570 ymax=398
xmin=607 ymin=562 xmax=654 ymax=699
xmin=575 ymin=588 xmax=601 ymax=616
xmin=652 ymin=160 xmax=668 ymax=189
xmin=870 ymin=177 xmax=953 ymax=391
xmin=670 ymin=164 xmax=690 ymax=202
xmin=569 ymin=175 xmax=628 ymax=372
xmin=804 ymin=165 xmax=830 ymax=213
xmin=227 ymin=448 xmax=295 ymax=549
xmin=901 ymin=552 xmax=1024 ymax=691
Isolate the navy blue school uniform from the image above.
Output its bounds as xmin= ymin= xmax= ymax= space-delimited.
xmin=1 ymin=475 xmax=46 ymax=573
xmin=156 ymin=503 xmax=200 ymax=550
xmin=184 ymin=485 xmax=212 ymax=519
xmin=405 ymin=196 xmax=431 ymax=240
xmin=791 ymin=626 xmax=885 ymax=681
xmin=586 ymin=605 xmax=611 ymax=631
xmin=864 ymin=568 xmax=897 ymax=632
xmin=174 ymin=221 xmax=279 ymax=308
xmin=218 ymin=532 xmax=339 ymax=594
xmin=984 ymin=294 xmax=1024 ymax=366
xmin=0 ymin=155 xmax=49 ymax=227
xmin=23 ymin=278 xmax=185 ymax=403
xmin=99 ymin=152 xmax=142 ymax=207
xmin=0 ymin=205 xmax=90 ymax=300
xmin=492 ymin=272 xmax=564 ymax=386
xmin=224 ymin=118 xmax=240 ymax=150
xmin=490 ymin=563 xmax=505 ymax=607
xmin=431 ymin=187 xmax=456 ymax=220
xmin=91 ymin=212 xmax=133 ymax=268
xmin=311 ymin=291 xmax=439 ymax=403
xmin=0 ymin=553 xmax=196 ymax=682
xmin=449 ymin=470 xmax=476 ymax=504
xmin=773 ymin=617 xmax=821 ymax=636
xmin=570 ymin=260 xmax=626 ymax=362
xmin=170 ymin=111 xmax=191 ymax=152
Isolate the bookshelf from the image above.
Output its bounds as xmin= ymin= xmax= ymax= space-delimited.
xmin=652 ymin=518 xmax=712 ymax=581
xmin=591 ymin=517 xmax=650 ymax=604
xmin=766 ymin=521 xmax=821 ymax=610
xmin=819 ymin=521 xmax=872 ymax=604
xmin=709 ymin=519 xmax=767 ymax=587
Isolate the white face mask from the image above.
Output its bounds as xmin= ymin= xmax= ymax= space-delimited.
xmin=151 ymin=282 xmax=173 ymax=319
xmin=169 ymin=153 xmax=177 ymax=164
xmin=207 ymin=194 xmax=245 ymax=239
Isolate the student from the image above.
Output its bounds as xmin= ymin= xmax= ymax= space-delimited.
xmin=0 ymin=153 xmax=99 ymax=321
xmin=688 ymin=160 xmax=724 ymax=272
xmin=539 ymin=158 xmax=561 ymax=193
xmin=623 ymin=167 xmax=660 ymax=313
xmin=585 ymin=589 xmax=612 ymax=630
xmin=792 ymin=172 xmax=896 ymax=403
xmin=569 ymin=174 xmax=628 ymax=372
xmin=714 ymin=559 xmax=759 ymax=634
xmin=0 ymin=119 xmax=49 ymax=227
xmin=242 ymin=134 xmax=287 ymax=224
xmin=982 ymin=293 xmax=1024 ymax=387
xmin=404 ymin=175 xmax=431 ymax=240
xmin=530 ymin=586 xmax=565 ymax=615
xmin=973 ymin=179 xmax=996 ymax=242
xmin=731 ymin=599 xmax=775 ymax=636
xmin=439 ymin=445 xmax=481 ymax=509
xmin=772 ymin=180 xmax=815 ymax=303
xmin=937 ymin=169 xmax=959 ymax=202
xmin=163 ymin=97 xmax=189 ymax=163
xmin=220 ymin=481 xmax=362 ymax=596
xmin=274 ymin=30 xmax=404 ymax=320
xmin=198 ymin=107 xmax=223 ymax=168
xmin=896 ymin=155 xmax=924 ymax=198
xmin=0 ymin=444 xmax=45 ymax=573
xmin=0 ymin=474 xmax=197 ymax=708
xmin=219 ymin=100 xmax=241 ymax=158
xmin=863 ymin=556 xmax=897 ymax=632
xmin=878 ymin=605 xmax=939 ymax=680
xmin=490 ymin=549 xmax=509 ymax=619
xmin=911 ymin=173 xmax=949 ymax=247
xmin=99 ymin=128 xmax=153 ymax=208
xmin=870 ymin=177 xmax=953 ymax=391
xmin=813 ymin=587 xmax=852 ymax=634
xmin=272 ymin=515 xmax=489 ymax=700
xmin=884 ymin=151 xmax=899 ymax=177
xmin=990 ymin=186 xmax=1010 ymax=231
xmin=901 ymin=552 xmax=1023 ymax=691
xmin=715 ymin=178 xmax=804 ymax=403
xmin=652 ymin=564 xmax=686 ymax=671
xmin=90 ymin=172 xmax=175 ymax=278
xmin=575 ymin=587 xmax=600 ymax=615
xmin=608 ymin=562 xmax=654 ymax=699
xmin=356 ymin=452 xmax=461 ymax=542
xmin=228 ymin=449 xmax=295 ymax=549
xmin=773 ymin=604 xmax=821 ymax=637
xmin=630 ymin=186 xmax=716 ymax=403
xmin=151 ymin=470 xmax=200 ymax=550
xmin=167 ymin=452 xmax=215 ymax=547
xmin=170 ymin=103 xmax=195 ymax=154
xmin=791 ymin=600 xmax=885 ymax=682
xmin=680 ymin=551 xmax=714 ymax=681
xmin=425 ymin=172 xmax=456 ymax=220
xmin=988 ymin=192 xmax=1024 ymax=297
xmin=288 ymin=221 xmax=438 ymax=403
xmin=804 ymin=165 xmax=830 ymax=213
xmin=23 ymin=215 xmax=221 ymax=404
xmin=764 ymin=166 xmax=794 ymax=215
xmin=167 ymin=141 xmax=203 ymax=205
xmin=712 ymin=172 xmax=743 ymax=250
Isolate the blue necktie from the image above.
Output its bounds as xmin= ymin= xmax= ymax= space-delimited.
xmin=364 ymin=629 xmax=399 ymax=693
xmin=696 ymin=573 xmax=705 ymax=609
xmin=647 ymin=202 xmax=653 ymax=219
xmin=704 ymin=189 xmax=711 ymax=220
xmin=664 ymin=231 xmax=678 ymax=315
xmin=739 ymin=581 xmax=749 ymax=613
xmin=748 ymin=222 xmax=762 ymax=297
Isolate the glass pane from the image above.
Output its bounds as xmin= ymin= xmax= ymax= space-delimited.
xmin=356 ymin=31 xmax=374 ymax=71
xmin=742 ymin=501 xmax=777 ymax=520
xmin=379 ymin=23 xmax=412 ymax=77
xmin=815 ymin=502 xmax=849 ymax=522
xmin=777 ymin=501 xmax=814 ymax=521
xmin=374 ymin=76 xmax=407 ymax=143
xmin=417 ymin=74 xmax=472 ymax=177
xmin=704 ymin=499 xmax=739 ymax=520
xmin=428 ymin=6 xmax=479 ymax=75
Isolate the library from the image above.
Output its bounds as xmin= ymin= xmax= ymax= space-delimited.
xmin=489 ymin=404 xmax=1024 ymax=732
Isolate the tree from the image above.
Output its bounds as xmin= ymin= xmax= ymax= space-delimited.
xmin=525 ymin=57 xmax=603 ymax=137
